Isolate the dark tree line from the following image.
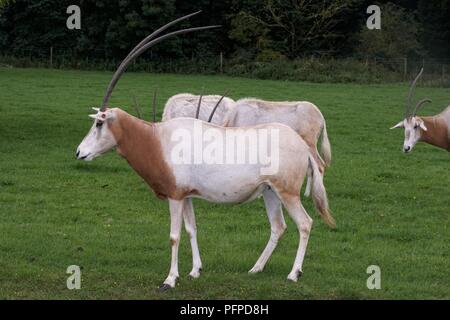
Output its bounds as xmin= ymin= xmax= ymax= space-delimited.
xmin=0 ymin=0 xmax=449 ymax=62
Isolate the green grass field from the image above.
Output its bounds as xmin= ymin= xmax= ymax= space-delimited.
xmin=0 ymin=68 xmax=448 ymax=299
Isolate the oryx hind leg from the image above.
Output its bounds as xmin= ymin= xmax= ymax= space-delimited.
xmin=279 ymin=194 xmax=313 ymax=282
xmin=249 ymin=188 xmax=287 ymax=274
xmin=182 ymin=198 xmax=202 ymax=279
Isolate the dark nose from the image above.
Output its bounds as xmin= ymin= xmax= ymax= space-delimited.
xmin=404 ymin=146 xmax=411 ymax=152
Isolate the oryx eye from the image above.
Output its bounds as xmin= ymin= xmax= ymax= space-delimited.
xmin=414 ymin=124 xmax=419 ymax=129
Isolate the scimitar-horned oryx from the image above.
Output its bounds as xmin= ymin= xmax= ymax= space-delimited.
xmin=75 ymin=14 xmax=336 ymax=290
xmin=391 ymin=68 xmax=450 ymax=152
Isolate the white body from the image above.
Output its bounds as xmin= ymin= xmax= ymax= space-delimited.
xmin=233 ymin=98 xmax=330 ymax=165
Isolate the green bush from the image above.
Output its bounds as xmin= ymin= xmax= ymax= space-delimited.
xmin=0 ymin=53 xmax=448 ymax=87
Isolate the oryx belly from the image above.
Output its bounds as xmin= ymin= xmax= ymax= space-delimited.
xmin=186 ymin=164 xmax=268 ymax=203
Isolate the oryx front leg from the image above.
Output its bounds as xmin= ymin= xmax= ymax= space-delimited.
xmin=249 ymin=189 xmax=286 ymax=274
xmin=281 ymin=195 xmax=313 ymax=282
xmin=183 ymin=198 xmax=202 ymax=279
xmin=161 ymin=199 xmax=184 ymax=290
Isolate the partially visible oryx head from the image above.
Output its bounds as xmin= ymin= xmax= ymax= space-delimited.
xmin=391 ymin=68 xmax=432 ymax=153
xmin=76 ymin=11 xmax=219 ymax=161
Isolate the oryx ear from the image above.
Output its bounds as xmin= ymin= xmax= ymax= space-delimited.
xmin=89 ymin=110 xmax=114 ymax=121
xmin=390 ymin=121 xmax=404 ymax=129
xmin=92 ymin=107 xmax=100 ymax=112
xmin=419 ymin=121 xmax=427 ymax=131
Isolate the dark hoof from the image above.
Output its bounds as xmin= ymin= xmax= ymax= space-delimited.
xmin=159 ymin=284 xmax=172 ymax=292
xmin=298 ymin=271 xmax=303 ymax=278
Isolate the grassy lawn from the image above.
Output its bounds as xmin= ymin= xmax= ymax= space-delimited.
xmin=0 ymin=68 xmax=448 ymax=299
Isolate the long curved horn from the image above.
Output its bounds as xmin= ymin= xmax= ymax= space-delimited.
xmin=114 ymin=12 xmax=203 ymax=79
xmin=100 ymin=17 xmax=220 ymax=110
xmin=125 ymin=11 xmax=202 ymax=61
xmin=405 ymin=67 xmax=424 ymax=118
xmin=195 ymin=88 xmax=204 ymax=119
xmin=413 ymin=98 xmax=432 ymax=116
xmin=208 ymin=91 xmax=230 ymax=123
xmin=132 ymin=95 xmax=142 ymax=119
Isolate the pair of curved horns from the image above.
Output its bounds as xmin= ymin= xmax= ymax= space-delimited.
xmin=405 ymin=67 xmax=431 ymax=117
xmin=100 ymin=11 xmax=220 ymax=111
xmin=195 ymin=91 xmax=230 ymax=123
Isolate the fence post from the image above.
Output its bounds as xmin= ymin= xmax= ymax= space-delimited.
xmin=50 ymin=47 xmax=53 ymax=68
xmin=220 ymin=52 xmax=223 ymax=74
xmin=403 ymin=57 xmax=407 ymax=81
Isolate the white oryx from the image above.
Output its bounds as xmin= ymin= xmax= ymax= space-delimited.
xmin=391 ymin=68 xmax=450 ymax=153
xmin=76 ymin=14 xmax=336 ymax=290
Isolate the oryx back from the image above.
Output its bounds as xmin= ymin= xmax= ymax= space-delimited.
xmin=162 ymin=93 xmax=236 ymax=125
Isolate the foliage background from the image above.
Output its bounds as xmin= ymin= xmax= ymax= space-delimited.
xmin=0 ymin=0 xmax=449 ymax=84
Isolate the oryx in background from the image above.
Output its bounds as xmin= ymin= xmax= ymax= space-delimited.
xmin=163 ymin=95 xmax=332 ymax=196
xmin=391 ymin=68 xmax=450 ymax=152
xmin=76 ymin=14 xmax=336 ymax=290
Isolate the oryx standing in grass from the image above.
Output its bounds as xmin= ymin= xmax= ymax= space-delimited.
xmin=391 ymin=68 xmax=450 ymax=153
xmin=76 ymin=14 xmax=336 ymax=290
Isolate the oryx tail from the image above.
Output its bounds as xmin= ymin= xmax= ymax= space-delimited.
xmin=309 ymin=155 xmax=335 ymax=228
xmin=321 ymin=121 xmax=332 ymax=167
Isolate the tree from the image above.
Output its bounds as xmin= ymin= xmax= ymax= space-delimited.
xmin=417 ymin=0 xmax=450 ymax=59
xmin=0 ymin=0 xmax=74 ymax=55
xmin=229 ymin=0 xmax=357 ymax=59
xmin=355 ymin=2 xmax=421 ymax=60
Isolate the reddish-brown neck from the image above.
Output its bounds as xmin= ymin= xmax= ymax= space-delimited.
xmin=419 ymin=116 xmax=449 ymax=151
xmin=108 ymin=110 xmax=178 ymax=199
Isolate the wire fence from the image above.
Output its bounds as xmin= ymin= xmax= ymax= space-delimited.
xmin=1 ymin=47 xmax=450 ymax=86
